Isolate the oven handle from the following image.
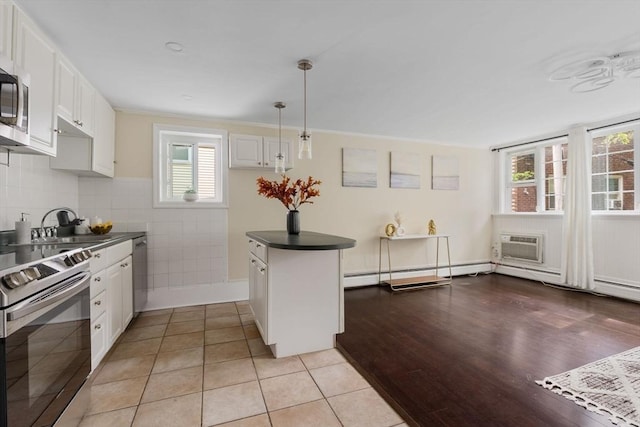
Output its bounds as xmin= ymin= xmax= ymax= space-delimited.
xmin=6 ymin=271 xmax=91 ymax=321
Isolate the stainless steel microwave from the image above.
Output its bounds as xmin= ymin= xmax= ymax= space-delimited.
xmin=0 ymin=55 xmax=29 ymax=147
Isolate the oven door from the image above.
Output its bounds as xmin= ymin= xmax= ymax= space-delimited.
xmin=1 ymin=271 xmax=91 ymax=427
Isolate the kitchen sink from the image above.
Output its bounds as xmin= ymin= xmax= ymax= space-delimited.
xmin=10 ymin=235 xmax=113 ymax=246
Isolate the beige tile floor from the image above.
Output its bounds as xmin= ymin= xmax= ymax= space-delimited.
xmin=60 ymin=301 xmax=407 ymax=427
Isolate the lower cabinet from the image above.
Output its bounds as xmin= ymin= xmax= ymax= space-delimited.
xmin=107 ymin=255 xmax=132 ymax=346
xmin=249 ymin=253 xmax=268 ymax=341
xmin=89 ymin=269 xmax=107 ymax=369
xmin=89 ymin=240 xmax=133 ymax=370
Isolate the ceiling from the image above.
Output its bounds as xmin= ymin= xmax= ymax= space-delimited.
xmin=14 ymin=0 xmax=640 ymax=148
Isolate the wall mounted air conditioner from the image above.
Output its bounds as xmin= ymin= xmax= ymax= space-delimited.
xmin=500 ymin=233 xmax=543 ymax=263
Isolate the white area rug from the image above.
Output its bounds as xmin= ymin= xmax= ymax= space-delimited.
xmin=537 ymin=346 xmax=640 ymax=427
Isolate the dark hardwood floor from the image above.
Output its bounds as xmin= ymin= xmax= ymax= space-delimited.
xmin=336 ymin=274 xmax=640 ymax=427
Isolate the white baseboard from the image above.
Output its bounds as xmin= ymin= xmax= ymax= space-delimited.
xmin=143 ymin=280 xmax=249 ymax=312
xmin=594 ymin=281 xmax=640 ymax=303
xmin=344 ymin=263 xmax=494 ymax=288
xmin=495 ymin=264 xmax=640 ymax=303
xmin=493 ymin=264 xmax=563 ymax=285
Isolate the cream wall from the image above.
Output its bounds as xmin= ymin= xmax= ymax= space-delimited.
xmin=115 ymin=111 xmax=493 ymax=282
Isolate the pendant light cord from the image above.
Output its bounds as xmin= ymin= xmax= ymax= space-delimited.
xmin=303 ymin=67 xmax=307 ymax=134
xmin=278 ymin=106 xmax=282 ymax=153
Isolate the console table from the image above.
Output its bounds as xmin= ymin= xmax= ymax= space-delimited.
xmin=378 ymin=234 xmax=452 ymax=291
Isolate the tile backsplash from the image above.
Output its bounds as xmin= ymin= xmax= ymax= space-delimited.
xmin=0 ymin=156 xmax=228 ymax=292
xmin=0 ymin=153 xmax=79 ymax=230
xmin=79 ymin=177 xmax=228 ymax=291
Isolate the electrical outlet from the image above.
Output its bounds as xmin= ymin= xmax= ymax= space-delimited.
xmin=491 ymin=243 xmax=500 ymax=260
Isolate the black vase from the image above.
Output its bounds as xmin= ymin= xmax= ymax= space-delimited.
xmin=287 ymin=210 xmax=300 ymax=235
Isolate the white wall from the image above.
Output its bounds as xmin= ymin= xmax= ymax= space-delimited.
xmin=492 ymin=213 xmax=640 ymax=301
xmin=0 ymin=152 xmax=79 ymax=230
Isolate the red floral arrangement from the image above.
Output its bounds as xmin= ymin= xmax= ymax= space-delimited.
xmin=257 ymin=175 xmax=321 ymax=211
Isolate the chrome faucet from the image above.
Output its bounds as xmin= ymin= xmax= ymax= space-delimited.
xmin=40 ymin=207 xmax=78 ymax=237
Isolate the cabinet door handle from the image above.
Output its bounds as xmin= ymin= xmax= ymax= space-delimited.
xmin=94 ymin=277 xmax=101 ymax=282
xmin=259 ymin=267 xmax=266 ymax=273
xmin=250 ymin=259 xmax=256 ymax=264
xmin=94 ymin=300 xmax=102 ymax=306
xmin=95 ymin=253 xmax=101 ymax=258
xmin=94 ymin=324 xmax=102 ymax=330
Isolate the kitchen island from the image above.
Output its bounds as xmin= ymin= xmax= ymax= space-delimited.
xmin=246 ymin=231 xmax=356 ymax=358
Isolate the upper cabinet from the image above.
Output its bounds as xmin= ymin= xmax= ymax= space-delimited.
xmin=57 ymin=54 xmax=95 ymax=137
xmin=50 ymin=93 xmax=114 ymax=177
xmin=229 ymin=134 xmax=294 ymax=170
xmin=13 ymin=7 xmax=58 ymax=155
xmin=0 ymin=3 xmax=12 ymax=59
xmin=92 ymin=93 xmax=115 ymax=177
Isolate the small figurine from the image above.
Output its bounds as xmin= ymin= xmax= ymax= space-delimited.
xmin=384 ymin=223 xmax=396 ymax=237
xmin=394 ymin=211 xmax=403 ymax=227
xmin=394 ymin=212 xmax=406 ymax=237
xmin=428 ymin=219 xmax=436 ymax=235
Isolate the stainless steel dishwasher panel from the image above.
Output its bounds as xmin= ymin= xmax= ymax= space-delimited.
xmin=132 ymin=236 xmax=148 ymax=315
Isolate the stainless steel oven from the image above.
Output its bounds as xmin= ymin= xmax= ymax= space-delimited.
xmin=0 ymin=248 xmax=92 ymax=427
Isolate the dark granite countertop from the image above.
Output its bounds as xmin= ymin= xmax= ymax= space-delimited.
xmin=0 ymin=232 xmax=145 ymax=271
xmin=246 ymin=231 xmax=356 ymax=251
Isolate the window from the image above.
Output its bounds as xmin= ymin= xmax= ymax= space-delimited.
xmin=504 ymin=138 xmax=567 ymax=212
xmin=591 ymin=124 xmax=638 ymax=211
xmin=153 ymin=124 xmax=228 ymax=208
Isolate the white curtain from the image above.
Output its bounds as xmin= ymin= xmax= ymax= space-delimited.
xmin=560 ymin=126 xmax=594 ymax=289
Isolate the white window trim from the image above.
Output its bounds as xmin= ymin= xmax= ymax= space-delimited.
xmin=590 ymin=122 xmax=639 ymax=212
xmin=153 ymin=123 xmax=228 ymax=209
xmin=500 ymin=137 xmax=567 ymax=213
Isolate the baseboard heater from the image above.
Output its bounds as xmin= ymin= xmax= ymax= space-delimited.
xmin=500 ymin=233 xmax=543 ymax=263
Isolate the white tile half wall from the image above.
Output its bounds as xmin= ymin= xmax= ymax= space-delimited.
xmin=78 ymin=177 xmax=241 ymax=310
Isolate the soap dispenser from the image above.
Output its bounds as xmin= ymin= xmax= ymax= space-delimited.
xmin=16 ymin=212 xmax=31 ymax=245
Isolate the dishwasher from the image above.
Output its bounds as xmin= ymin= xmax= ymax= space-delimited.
xmin=132 ymin=235 xmax=148 ymax=315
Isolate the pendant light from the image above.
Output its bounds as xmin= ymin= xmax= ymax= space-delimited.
xmin=274 ymin=102 xmax=286 ymax=174
xmin=297 ymin=59 xmax=313 ymax=159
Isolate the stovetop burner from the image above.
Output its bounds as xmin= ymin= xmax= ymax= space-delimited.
xmin=0 ymin=246 xmax=92 ymax=310
xmin=0 ymin=243 xmax=87 ymax=272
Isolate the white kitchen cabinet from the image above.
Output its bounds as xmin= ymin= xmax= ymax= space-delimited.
xmin=56 ymin=54 xmax=95 ymax=136
xmin=89 ymin=240 xmax=133 ymax=367
xmin=89 ymin=262 xmax=107 ymax=370
xmin=106 ymin=241 xmax=133 ymax=347
xmin=49 ymin=93 xmax=115 ymax=177
xmin=249 ymin=252 xmax=268 ymax=341
xmin=121 ymin=256 xmax=133 ymax=329
xmin=92 ymin=93 xmax=115 ymax=177
xmin=90 ymin=287 xmax=107 ymax=370
xmin=229 ymin=133 xmax=293 ymax=170
xmin=106 ymin=262 xmax=124 ymax=345
xmin=12 ymin=6 xmax=58 ymax=155
xmin=90 ymin=311 xmax=107 ymax=370
xmin=0 ymin=3 xmax=12 ymax=59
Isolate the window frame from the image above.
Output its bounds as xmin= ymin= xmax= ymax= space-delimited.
xmin=501 ymin=137 xmax=567 ymax=213
xmin=153 ymin=124 xmax=228 ymax=209
xmin=590 ymin=122 xmax=639 ymax=213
